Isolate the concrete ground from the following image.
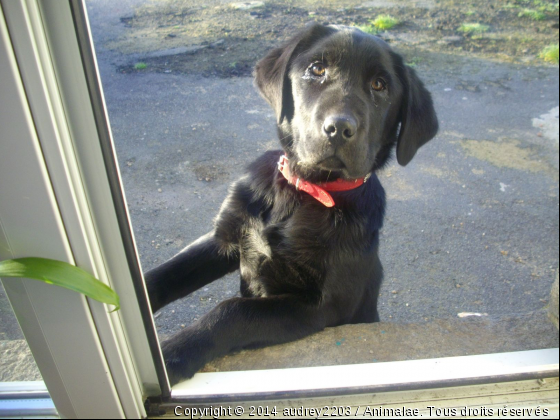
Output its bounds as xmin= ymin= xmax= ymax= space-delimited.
xmin=202 ymin=310 xmax=558 ymax=373
xmin=0 ymin=0 xmax=558 ymax=380
xmin=87 ymin=0 xmax=560 ymax=336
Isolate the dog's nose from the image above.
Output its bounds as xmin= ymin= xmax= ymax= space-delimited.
xmin=323 ymin=116 xmax=357 ymax=143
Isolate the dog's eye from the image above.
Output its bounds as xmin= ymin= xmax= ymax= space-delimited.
xmin=372 ymin=79 xmax=387 ymax=92
xmin=310 ymin=63 xmax=327 ymax=77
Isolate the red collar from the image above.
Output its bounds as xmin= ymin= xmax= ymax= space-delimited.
xmin=277 ymin=155 xmax=369 ymax=207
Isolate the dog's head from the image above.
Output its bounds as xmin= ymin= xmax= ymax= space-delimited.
xmin=255 ymin=24 xmax=438 ymax=182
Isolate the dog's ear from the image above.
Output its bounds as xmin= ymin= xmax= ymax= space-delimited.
xmin=395 ymin=64 xmax=439 ymax=166
xmin=255 ymin=23 xmax=334 ymax=124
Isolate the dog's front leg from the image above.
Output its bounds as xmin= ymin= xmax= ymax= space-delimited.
xmin=144 ymin=232 xmax=239 ymax=312
xmin=161 ymin=295 xmax=328 ymax=384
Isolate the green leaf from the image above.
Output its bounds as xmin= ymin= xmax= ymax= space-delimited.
xmin=0 ymin=258 xmax=120 ymax=311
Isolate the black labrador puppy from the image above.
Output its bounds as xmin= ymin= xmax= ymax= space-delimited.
xmin=145 ymin=23 xmax=438 ymax=385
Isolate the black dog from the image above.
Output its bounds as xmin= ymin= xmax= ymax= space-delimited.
xmin=145 ymin=23 xmax=438 ymax=385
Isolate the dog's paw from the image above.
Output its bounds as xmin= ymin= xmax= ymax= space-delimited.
xmin=161 ymin=334 xmax=211 ymax=385
xmin=164 ymin=358 xmax=196 ymax=386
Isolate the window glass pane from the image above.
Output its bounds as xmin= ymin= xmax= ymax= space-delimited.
xmin=85 ymin=0 xmax=559 ymax=378
xmin=0 ymin=282 xmax=42 ymax=382
xmin=87 ymin=0 xmax=253 ymax=343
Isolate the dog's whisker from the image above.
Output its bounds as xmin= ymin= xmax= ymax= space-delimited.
xmin=279 ymin=133 xmax=293 ymax=142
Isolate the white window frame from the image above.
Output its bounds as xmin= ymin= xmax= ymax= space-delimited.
xmin=0 ymin=0 xmax=558 ymax=418
xmin=0 ymin=0 xmax=167 ymax=417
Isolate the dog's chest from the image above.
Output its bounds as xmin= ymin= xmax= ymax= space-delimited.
xmin=241 ymin=221 xmax=272 ymax=262
xmin=237 ymin=200 xmax=322 ymax=296
xmin=238 ymin=219 xmax=275 ymax=295
xmin=236 ymin=200 xmax=345 ymax=298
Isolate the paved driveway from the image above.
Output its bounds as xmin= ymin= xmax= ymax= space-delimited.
xmin=1 ymin=0 xmax=558 ymax=343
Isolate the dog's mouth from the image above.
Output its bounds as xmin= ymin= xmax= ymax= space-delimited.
xmin=317 ymin=156 xmax=346 ymax=171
